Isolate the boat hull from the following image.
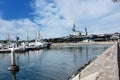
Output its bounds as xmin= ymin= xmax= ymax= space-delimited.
xmin=25 ymin=43 xmax=51 ymax=51
xmin=0 ymin=48 xmax=26 ymax=53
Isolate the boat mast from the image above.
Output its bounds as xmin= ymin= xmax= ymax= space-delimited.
xmin=6 ymin=32 xmax=11 ymax=45
xmin=27 ymin=31 xmax=29 ymax=42
xmin=35 ymin=31 xmax=43 ymax=42
xmin=85 ymin=27 xmax=88 ymax=36
xmin=72 ymin=24 xmax=76 ymax=32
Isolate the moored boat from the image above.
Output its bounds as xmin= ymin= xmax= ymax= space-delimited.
xmin=0 ymin=47 xmax=26 ymax=53
xmin=25 ymin=32 xmax=51 ymax=51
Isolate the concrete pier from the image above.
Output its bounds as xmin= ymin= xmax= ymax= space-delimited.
xmin=51 ymin=42 xmax=114 ymax=48
xmin=69 ymin=42 xmax=119 ymax=80
xmin=117 ymin=42 xmax=120 ymax=79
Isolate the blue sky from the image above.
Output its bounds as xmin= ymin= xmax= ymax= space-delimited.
xmin=0 ymin=0 xmax=33 ymax=20
xmin=0 ymin=0 xmax=120 ymax=40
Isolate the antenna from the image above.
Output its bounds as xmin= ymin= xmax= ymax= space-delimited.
xmin=6 ymin=32 xmax=10 ymax=41
xmin=27 ymin=31 xmax=29 ymax=41
xmin=85 ymin=27 xmax=88 ymax=36
xmin=72 ymin=24 xmax=76 ymax=32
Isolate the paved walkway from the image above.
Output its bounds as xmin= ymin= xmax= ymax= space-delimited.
xmin=80 ymin=43 xmax=119 ymax=80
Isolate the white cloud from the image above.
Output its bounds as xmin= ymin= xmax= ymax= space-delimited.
xmin=88 ymin=22 xmax=120 ymax=35
xmin=0 ymin=0 xmax=120 ymax=40
xmin=32 ymin=0 xmax=120 ymax=38
xmin=99 ymin=12 xmax=120 ymax=25
xmin=54 ymin=0 xmax=114 ymax=22
xmin=88 ymin=12 xmax=120 ymax=34
xmin=32 ymin=0 xmax=74 ymax=38
xmin=0 ymin=18 xmax=39 ymax=40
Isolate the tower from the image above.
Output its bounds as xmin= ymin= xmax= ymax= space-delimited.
xmin=85 ymin=27 xmax=88 ymax=36
xmin=72 ymin=24 xmax=76 ymax=32
xmin=6 ymin=32 xmax=10 ymax=41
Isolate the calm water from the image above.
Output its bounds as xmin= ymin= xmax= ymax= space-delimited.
xmin=0 ymin=44 xmax=111 ymax=80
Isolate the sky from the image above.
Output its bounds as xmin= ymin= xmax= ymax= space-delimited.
xmin=0 ymin=0 xmax=120 ymax=40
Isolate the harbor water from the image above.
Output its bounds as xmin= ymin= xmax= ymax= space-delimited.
xmin=0 ymin=44 xmax=111 ymax=80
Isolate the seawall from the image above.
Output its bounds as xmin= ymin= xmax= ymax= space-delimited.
xmin=51 ymin=42 xmax=114 ymax=48
xmin=69 ymin=42 xmax=119 ymax=80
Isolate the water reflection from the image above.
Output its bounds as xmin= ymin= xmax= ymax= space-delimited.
xmin=0 ymin=44 xmax=111 ymax=80
xmin=85 ymin=44 xmax=89 ymax=60
xmin=9 ymin=71 xmax=19 ymax=80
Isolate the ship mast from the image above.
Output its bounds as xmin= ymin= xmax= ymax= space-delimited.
xmin=35 ymin=32 xmax=43 ymax=42
xmin=72 ymin=24 xmax=76 ymax=32
xmin=85 ymin=27 xmax=88 ymax=36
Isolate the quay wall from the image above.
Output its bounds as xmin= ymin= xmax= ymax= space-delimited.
xmin=68 ymin=42 xmax=119 ymax=80
xmin=51 ymin=42 xmax=114 ymax=48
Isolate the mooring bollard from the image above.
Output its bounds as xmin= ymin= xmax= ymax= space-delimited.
xmin=8 ymin=48 xmax=19 ymax=71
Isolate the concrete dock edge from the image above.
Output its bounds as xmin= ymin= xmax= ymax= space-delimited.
xmin=69 ymin=42 xmax=119 ymax=80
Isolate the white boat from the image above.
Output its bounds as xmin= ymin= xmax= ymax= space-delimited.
xmin=0 ymin=47 xmax=26 ymax=53
xmin=25 ymin=32 xmax=51 ymax=51
xmin=0 ymin=43 xmax=3 ymax=49
xmin=29 ymin=41 xmax=51 ymax=49
xmin=0 ymin=43 xmax=26 ymax=53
